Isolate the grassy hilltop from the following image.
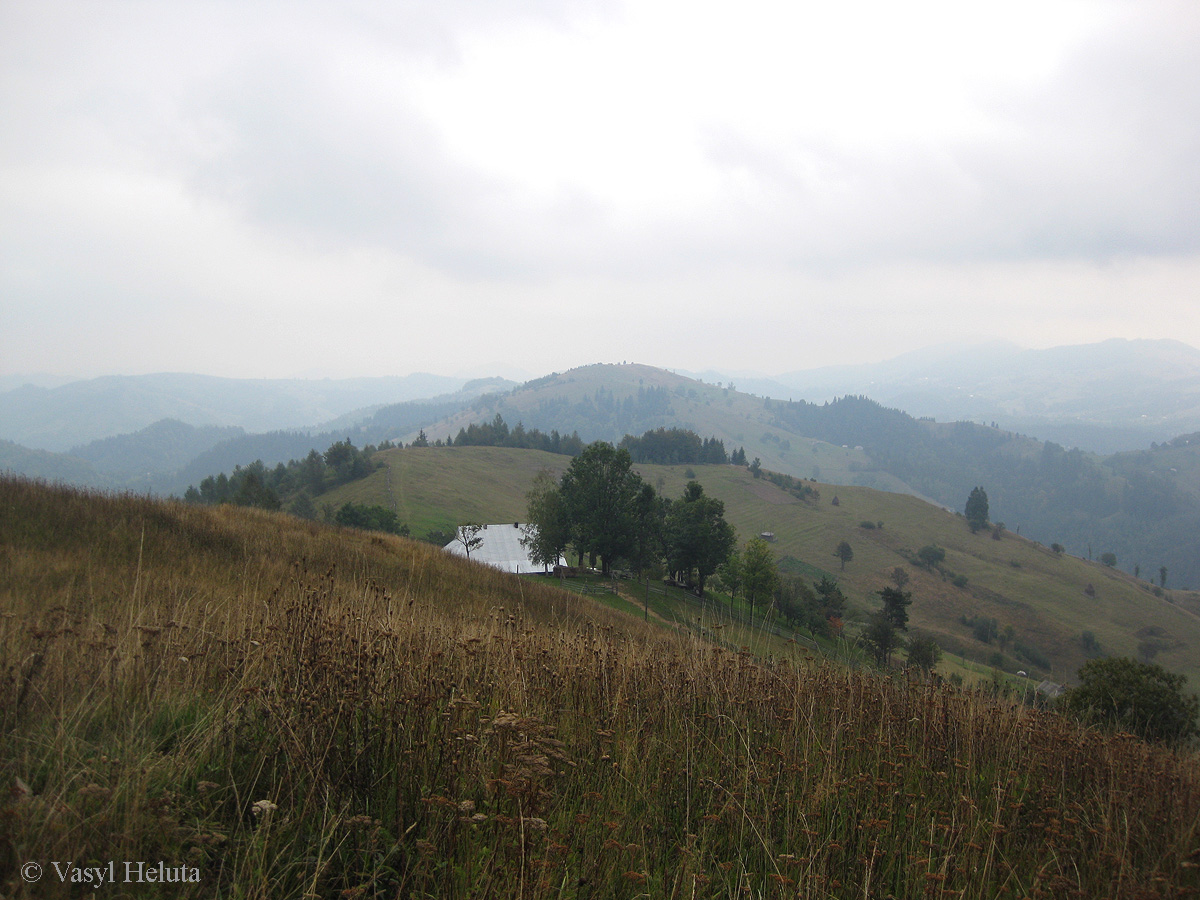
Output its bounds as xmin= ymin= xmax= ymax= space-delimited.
xmin=3 ymin=476 xmax=1199 ymax=899
xmin=402 ymin=363 xmax=915 ymax=497
xmin=325 ymin=446 xmax=1200 ymax=689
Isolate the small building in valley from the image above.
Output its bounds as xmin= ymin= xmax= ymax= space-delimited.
xmin=442 ymin=523 xmax=562 ymax=574
xmin=1036 ymin=680 xmax=1064 ymax=699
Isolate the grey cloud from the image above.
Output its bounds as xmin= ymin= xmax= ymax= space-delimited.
xmin=7 ymin=1 xmax=1200 ymax=291
xmin=663 ymin=6 xmax=1200 ymax=272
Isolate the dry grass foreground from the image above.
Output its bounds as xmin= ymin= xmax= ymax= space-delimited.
xmin=1 ymin=476 xmax=1198 ymax=899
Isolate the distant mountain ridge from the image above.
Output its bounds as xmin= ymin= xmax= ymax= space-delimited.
xmin=754 ymin=338 xmax=1200 ymax=453
xmin=0 ymin=376 xmax=516 ymax=493
xmin=0 ymin=371 xmax=473 ymax=451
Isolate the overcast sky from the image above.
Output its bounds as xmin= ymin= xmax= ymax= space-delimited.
xmin=2 ymin=0 xmax=1198 ymax=381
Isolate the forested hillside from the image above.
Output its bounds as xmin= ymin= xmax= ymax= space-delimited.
xmin=766 ymin=396 xmax=1200 ymax=589
xmin=768 ymin=338 xmax=1200 ymax=453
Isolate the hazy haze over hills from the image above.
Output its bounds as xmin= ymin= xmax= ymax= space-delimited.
xmin=696 ymin=338 xmax=1200 ymax=453
xmin=0 ymin=372 xmax=468 ymax=451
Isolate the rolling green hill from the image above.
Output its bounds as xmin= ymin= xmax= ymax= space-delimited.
xmin=322 ymin=445 xmax=1200 ymax=689
xmin=399 ymin=363 xmax=922 ymax=498
xmin=396 ymin=363 xmax=1200 ymax=589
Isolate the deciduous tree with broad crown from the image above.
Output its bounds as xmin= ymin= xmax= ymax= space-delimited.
xmin=740 ymin=537 xmax=779 ymax=610
xmin=1061 ymin=657 xmax=1199 ymax=744
xmin=521 ymin=468 xmax=571 ymax=572
xmin=558 ymin=442 xmax=645 ymax=574
xmin=663 ymin=481 xmax=735 ymax=595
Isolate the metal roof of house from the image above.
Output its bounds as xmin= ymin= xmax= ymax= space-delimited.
xmin=443 ymin=523 xmax=562 ymax=574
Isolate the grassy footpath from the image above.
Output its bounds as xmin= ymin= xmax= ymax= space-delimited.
xmin=3 ymin=477 xmax=1198 ymax=898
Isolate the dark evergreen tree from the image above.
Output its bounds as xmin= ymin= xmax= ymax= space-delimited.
xmin=879 ymin=586 xmax=912 ymax=631
xmin=813 ymin=575 xmax=846 ymax=619
xmin=966 ymin=486 xmax=990 ymax=533
xmin=860 ymin=612 xmax=900 ymax=666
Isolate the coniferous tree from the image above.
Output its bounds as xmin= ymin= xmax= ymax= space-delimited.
xmin=879 ymin=586 xmax=912 ymax=631
xmin=861 ymin=612 xmax=900 ymax=666
xmin=966 ymin=486 xmax=990 ymax=533
xmin=813 ymin=575 xmax=846 ymax=619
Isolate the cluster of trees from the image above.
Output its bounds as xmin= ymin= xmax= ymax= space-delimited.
xmin=441 ymin=415 xmax=587 ymax=456
xmin=334 ymin=502 xmax=409 ymax=536
xmin=753 ymin=465 xmax=819 ymax=501
xmin=184 ymin=459 xmax=285 ymax=510
xmin=520 ymin=442 xmax=736 ymax=591
xmin=767 ymin=572 xmax=847 ymax=638
xmin=857 ymin=584 xmax=941 ymax=674
xmin=184 ymin=438 xmax=390 ymax=515
xmin=522 ymin=446 xmax=853 ymax=642
xmin=444 ymin=416 xmax=739 ymax=470
xmin=618 ymin=428 xmax=730 ymax=465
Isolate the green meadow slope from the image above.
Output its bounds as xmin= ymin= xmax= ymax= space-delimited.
xmin=325 ymin=446 xmax=1200 ymax=687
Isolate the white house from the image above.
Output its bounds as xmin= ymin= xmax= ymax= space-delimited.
xmin=443 ymin=523 xmax=563 ymax=574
